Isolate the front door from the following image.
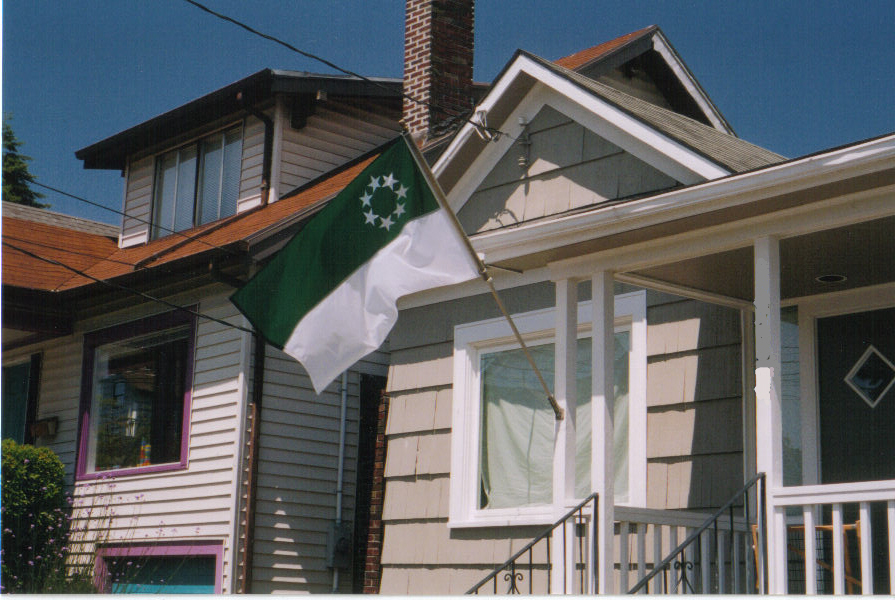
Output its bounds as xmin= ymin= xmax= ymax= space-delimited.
xmin=817 ymin=306 xmax=895 ymax=593
xmin=817 ymin=306 xmax=895 ymax=484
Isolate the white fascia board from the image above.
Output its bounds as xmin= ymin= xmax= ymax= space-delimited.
xmin=473 ymin=134 xmax=895 ymax=266
xmin=433 ymin=54 xmax=731 ymax=213
xmin=651 ymin=32 xmax=732 ymax=134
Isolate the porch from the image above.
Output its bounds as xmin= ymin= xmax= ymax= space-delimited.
xmin=469 ymin=139 xmax=895 ymax=594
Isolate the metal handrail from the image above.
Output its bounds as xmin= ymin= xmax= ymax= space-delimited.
xmin=627 ymin=472 xmax=767 ymax=595
xmin=466 ymin=493 xmax=599 ymax=594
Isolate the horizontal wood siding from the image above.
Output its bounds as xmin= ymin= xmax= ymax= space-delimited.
xmin=238 ymin=115 xmax=266 ymax=212
xmin=381 ymin=283 xmax=746 ymax=592
xmin=5 ymin=290 xmax=248 ymax=593
xmin=277 ymin=101 xmax=401 ymax=196
xmin=250 ymin=344 xmax=387 ymax=594
xmin=457 ymin=105 xmax=679 ymax=233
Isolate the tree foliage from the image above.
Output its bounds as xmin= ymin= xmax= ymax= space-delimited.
xmin=2 ymin=116 xmax=48 ymax=208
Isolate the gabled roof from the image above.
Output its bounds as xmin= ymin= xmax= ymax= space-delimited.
xmin=75 ymin=69 xmax=401 ymax=170
xmin=555 ymin=26 xmax=733 ymax=135
xmin=528 ymin=52 xmax=785 ymax=173
xmin=555 ymin=26 xmax=657 ymax=70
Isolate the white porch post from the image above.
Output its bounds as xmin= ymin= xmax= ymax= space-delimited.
xmin=551 ymin=278 xmax=578 ymax=593
xmin=753 ymin=236 xmax=786 ymax=594
xmin=592 ymin=270 xmax=615 ymax=594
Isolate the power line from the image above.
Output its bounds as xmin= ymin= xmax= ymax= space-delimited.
xmin=2 ymin=235 xmax=139 ymax=267
xmin=181 ymin=0 xmax=508 ymax=141
xmin=29 ymin=181 xmax=259 ymax=265
xmin=4 ymin=241 xmax=255 ymax=336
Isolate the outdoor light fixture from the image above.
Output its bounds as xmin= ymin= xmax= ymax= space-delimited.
xmin=815 ymin=273 xmax=847 ymax=283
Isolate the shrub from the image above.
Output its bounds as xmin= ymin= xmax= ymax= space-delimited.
xmin=0 ymin=439 xmax=93 ymax=592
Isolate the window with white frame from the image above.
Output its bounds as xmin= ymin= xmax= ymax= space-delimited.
xmin=151 ymin=125 xmax=243 ymax=239
xmin=450 ymin=291 xmax=646 ymax=526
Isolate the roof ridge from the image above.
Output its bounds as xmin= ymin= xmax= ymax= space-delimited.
xmin=554 ymin=25 xmax=657 ymax=70
xmin=2 ymin=201 xmax=119 ymax=237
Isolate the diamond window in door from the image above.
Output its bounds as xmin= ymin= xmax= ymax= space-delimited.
xmin=843 ymin=344 xmax=895 ymax=408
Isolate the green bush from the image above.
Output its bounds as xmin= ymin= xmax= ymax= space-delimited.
xmin=0 ymin=439 xmax=91 ymax=592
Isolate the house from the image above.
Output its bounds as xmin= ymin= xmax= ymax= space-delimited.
xmin=374 ymin=2 xmax=895 ymax=596
xmin=3 ymin=65 xmax=408 ymax=592
xmin=4 ymin=0 xmax=893 ymax=595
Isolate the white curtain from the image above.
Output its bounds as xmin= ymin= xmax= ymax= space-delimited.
xmin=479 ymin=332 xmax=631 ymax=509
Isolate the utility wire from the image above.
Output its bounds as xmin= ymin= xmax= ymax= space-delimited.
xmin=4 ymin=241 xmax=255 ymax=335
xmin=2 ymin=235 xmax=140 ymax=267
xmin=181 ymin=0 xmax=510 ymax=141
xmin=29 ymin=181 xmax=258 ymax=265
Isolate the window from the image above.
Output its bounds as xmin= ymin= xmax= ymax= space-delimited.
xmin=151 ymin=125 xmax=243 ymax=239
xmin=77 ymin=310 xmax=196 ymax=479
xmin=2 ymin=354 xmax=40 ymax=444
xmin=450 ymin=291 xmax=646 ymax=526
xmin=95 ymin=542 xmax=222 ymax=594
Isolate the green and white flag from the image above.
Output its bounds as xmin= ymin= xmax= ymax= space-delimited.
xmin=231 ymin=136 xmax=479 ymax=393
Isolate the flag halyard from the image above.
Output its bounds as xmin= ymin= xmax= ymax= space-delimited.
xmin=231 ymin=136 xmax=479 ymax=393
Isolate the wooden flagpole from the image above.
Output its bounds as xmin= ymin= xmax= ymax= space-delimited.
xmin=402 ymin=132 xmax=563 ymax=420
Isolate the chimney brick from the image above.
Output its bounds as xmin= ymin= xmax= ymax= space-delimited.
xmin=403 ymin=0 xmax=474 ymax=139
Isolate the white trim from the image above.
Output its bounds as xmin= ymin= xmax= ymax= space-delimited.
xmin=843 ymin=345 xmax=895 ymax=409
xmin=449 ymin=291 xmax=646 ymax=528
xmin=772 ymin=478 xmax=895 ymax=505
xmin=471 ymin=136 xmax=895 ymax=267
xmin=434 ymin=53 xmax=732 ymax=214
xmin=651 ymin=32 xmax=732 ymax=134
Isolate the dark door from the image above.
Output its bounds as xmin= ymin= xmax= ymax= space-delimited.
xmin=817 ymin=306 xmax=895 ymax=593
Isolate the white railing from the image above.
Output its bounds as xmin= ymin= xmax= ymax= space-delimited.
xmin=616 ymin=505 xmax=757 ymax=594
xmin=772 ymin=479 xmax=895 ymax=595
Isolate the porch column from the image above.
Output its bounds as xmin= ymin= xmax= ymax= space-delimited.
xmin=753 ymin=236 xmax=786 ymax=593
xmin=551 ymin=277 xmax=578 ymax=593
xmin=592 ymin=270 xmax=615 ymax=594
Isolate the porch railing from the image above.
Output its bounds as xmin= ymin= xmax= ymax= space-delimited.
xmin=771 ymin=478 xmax=895 ymax=595
xmin=628 ymin=472 xmax=767 ymax=594
xmin=466 ymin=493 xmax=598 ymax=595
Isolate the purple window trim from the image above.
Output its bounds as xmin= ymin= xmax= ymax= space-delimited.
xmin=94 ymin=540 xmax=224 ymax=594
xmin=75 ymin=308 xmax=197 ymax=481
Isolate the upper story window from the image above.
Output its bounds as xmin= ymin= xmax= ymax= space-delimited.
xmin=450 ymin=291 xmax=646 ymax=527
xmin=77 ymin=310 xmax=196 ymax=480
xmin=151 ymin=126 xmax=243 ymax=239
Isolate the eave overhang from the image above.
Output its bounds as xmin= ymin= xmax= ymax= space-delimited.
xmin=75 ymin=69 xmax=401 ymax=171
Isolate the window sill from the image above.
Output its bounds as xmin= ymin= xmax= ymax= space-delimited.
xmin=76 ymin=460 xmax=187 ymax=482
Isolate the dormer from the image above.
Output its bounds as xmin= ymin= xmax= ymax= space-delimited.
xmin=555 ymin=25 xmax=734 ymax=135
xmin=76 ymin=70 xmax=403 ymax=248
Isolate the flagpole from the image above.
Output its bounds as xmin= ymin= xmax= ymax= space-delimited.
xmin=402 ymin=132 xmax=563 ymax=421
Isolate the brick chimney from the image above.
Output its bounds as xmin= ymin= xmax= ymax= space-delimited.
xmin=403 ymin=0 xmax=475 ymax=139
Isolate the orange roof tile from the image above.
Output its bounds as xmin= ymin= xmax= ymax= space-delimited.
xmin=554 ymin=26 xmax=656 ymax=70
xmin=4 ymin=153 xmax=379 ymax=293
xmin=2 ymin=216 xmax=119 ymax=291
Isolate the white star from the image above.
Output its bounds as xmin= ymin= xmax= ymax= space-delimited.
xmin=393 ymin=203 xmax=406 ymax=218
xmin=395 ymin=184 xmax=409 ymax=199
xmin=363 ymin=210 xmax=377 ymax=225
xmin=360 ymin=191 xmax=372 ymax=207
xmin=381 ymin=173 xmax=397 ymax=189
xmin=379 ymin=215 xmax=394 ymax=231
xmin=368 ymin=175 xmax=381 ymax=190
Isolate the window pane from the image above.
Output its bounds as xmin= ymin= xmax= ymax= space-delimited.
xmin=574 ymin=332 xmax=630 ymax=501
xmin=480 ymin=343 xmax=555 ymax=509
xmin=152 ymin=152 xmax=178 ymax=238
xmin=197 ymin=133 xmax=223 ymax=226
xmin=2 ymin=362 xmax=31 ymax=443
xmin=220 ymin=127 xmax=242 ymax=218
xmin=90 ymin=326 xmax=188 ymax=472
xmin=173 ymin=146 xmax=197 ymax=232
xmin=108 ymin=555 xmax=215 ymax=594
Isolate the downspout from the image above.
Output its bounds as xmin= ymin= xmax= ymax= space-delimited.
xmin=237 ymin=91 xmax=274 ymax=206
xmin=238 ymin=332 xmax=266 ymax=593
xmin=332 ymin=370 xmax=349 ymax=592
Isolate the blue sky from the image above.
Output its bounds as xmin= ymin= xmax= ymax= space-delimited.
xmin=3 ymin=1 xmax=893 ymax=224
